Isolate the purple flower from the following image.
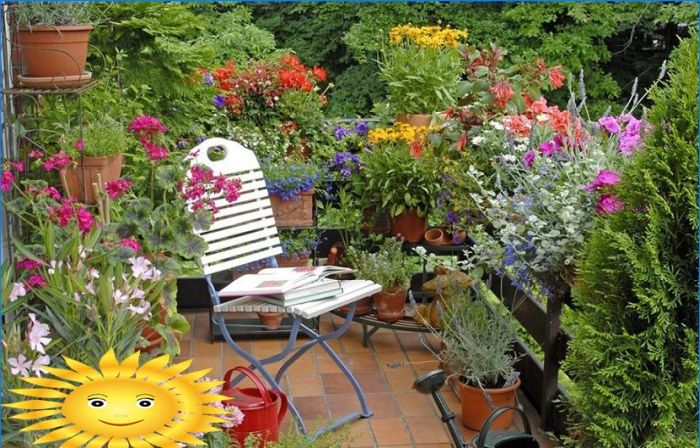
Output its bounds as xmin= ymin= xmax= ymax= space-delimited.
xmin=202 ymin=72 xmax=214 ymax=86
xmin=334 ymin=126 xmax=351 ymax=141
xmin=213 ymin=95 xmax=226 ymax=109
xmin=598 ymin=116 xmax=621 ymax=134
xmin=522 ymin=150 xmax=536 ymax=168
xmin=584 ymin=169 xmax=621 ymax=192
xmin=539 ymin=141 xmax=557 ymax=156
xmin=329 ymin=152 xmax=362 ymax=180
xmin=355 ymin=122 xmax=369 ymax=135
xmin=197 ymin=136 xmax=207 ymax=144
xmin=446 ymin=212 xmax=458 ymax=224
xmin=177 ymin=138 xmax=189 ymax=149
xmin=597 ymin=194 xmax=623 ymax=214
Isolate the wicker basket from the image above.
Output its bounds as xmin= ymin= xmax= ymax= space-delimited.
xmin=269 ymin=189 xmax=314 ymax=227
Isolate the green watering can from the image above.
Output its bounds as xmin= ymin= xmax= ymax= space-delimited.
xmin=413 ymin=370 xmax=540 ymax=448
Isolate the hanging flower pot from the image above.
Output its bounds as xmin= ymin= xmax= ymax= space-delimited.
xmin=372 ymin=286 xmax=407 ymax=323
xmin=457 ymin=377 xmax=521 ymax=431
xmin=61 ymin=153 xmax=123 ymax=204
xmin=389 ymin=209 xmax=427 ymax=243
xmin=17 ymin=25 xmax=93 ymax=85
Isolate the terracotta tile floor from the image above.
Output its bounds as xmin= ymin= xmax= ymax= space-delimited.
xmin=177 ymin=309 xmax=558 ymax=447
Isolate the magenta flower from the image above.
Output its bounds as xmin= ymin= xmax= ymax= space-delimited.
xmin=28 ymin=149 xmax=43 ymax=159
xmin=142 ymin=139 xmax=168 ymax=161
xmin=75 ymin=138 xmax=85 ymax=152
xmin=17 ymin=258 xmax=42 ymax=271
xmin=76 ymin=207 xmax=94 ymax=233
xmin=539 ymin=141 xmax=558 ymax=156
xmin=1 ymin=170 xmax=14 ymax=192
xmin=26 ymin=274 xmax=47 ymax=289
xmin=13 ymin=161 xmax=24 ymax=172
xmin=597 ymin=194 xmax=623 ymax=214
xmin=598 ymin=116 xmax=621 ymax=134
xmin=50 ymin=201 xmax=74 ymax=228
xmin=120 ymin=238 xmax=141 ymax=252
xmin=584 ymin=170 xmax=621 ymax=191
xmin=42 ymin=151 xmax=73 ymax=172
xmin=105 ymin=179 xmax=133 ymax=200
xmin=128 ymin=115 xmax=168 ymax=136
xmin=42 ymin=187 xmax=62 ymax=201
xmin=522 ymin=150 xmax=536 ymax=168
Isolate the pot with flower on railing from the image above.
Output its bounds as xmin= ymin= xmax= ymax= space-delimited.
xmin=264 ymin=160 xmax=321 ymax=228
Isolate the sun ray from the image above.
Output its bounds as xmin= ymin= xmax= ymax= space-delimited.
xmin=34 ymin=424 xmax=81 ymax=444
xmin=117 ymin=352 xmax=141 ymax=378
xmin=161 ymin=369 xmax=211 ymax=390
xmin=21 ymin=417 xmax=71 ymax=432
xmin=127 ymin=436 xmax=152 ymax=448
xmin=9 ymin=409 xmax=62 ymax=420
xmin=42 ymin=366 xmax=92 ymax=383
xmin=10 ymin=388 xmax=68 ymax=399
xmin=197 ymin=393 xmax=231 ymax=404
xmin=4 ymin=399 xmax=62 ymax=410
xmin=157 ymin=428 xmax=204 ymax=446
xmin=64 ymin=357 xmax=102 ymax=380
xmin=134 ymin=354 xmax=171 ymax=380
xmin=157 ymin=360 xmax=194 ymax=379
xmin=98 ymin=349 xmax=121 ymax=378
xmin=22 ymin=377 xmax=76 ymax=390
xmin=143 ymin=432 xmax=181 ymax=448
xmin=59 ymin=431 xmax=95 ymax=448
xmin=85 ymin=435 xmax=110 ymax=448
xmin=187 ymin=381 xmax=224 ymax=394
xmin=107 ymin=437 xmax=129 ymax=448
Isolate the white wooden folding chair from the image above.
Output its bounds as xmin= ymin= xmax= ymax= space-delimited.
xmin=188 ymin=138 xmax=381 ymax=438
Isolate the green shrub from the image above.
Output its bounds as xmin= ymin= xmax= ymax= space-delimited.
xmin=562 ymin=33 xmax=698 ymax=447
xmin=66 ymin=116 xmax=129 ymax=158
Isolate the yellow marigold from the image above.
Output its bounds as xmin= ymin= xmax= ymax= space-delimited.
xmin=389 ymin=24 xmax=468 ymax=49
xmin=368 ymin=123 xmax=440 ymax=145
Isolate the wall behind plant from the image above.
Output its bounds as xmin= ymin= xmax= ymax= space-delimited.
xmin=251 ymin=2 xmax=696 ymax=117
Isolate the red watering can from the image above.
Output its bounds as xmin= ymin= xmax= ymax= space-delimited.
xmin=222 ymin=366 xmax=288 ymax=447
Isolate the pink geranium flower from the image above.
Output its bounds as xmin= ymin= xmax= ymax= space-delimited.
xmin=128 ymin=115 xmax=168 ymax=136
xmin=120 ymin=238 xmax=141 ymax=252
xmin=597 ymin=194 xmax=623 ymax=214
xmin=42 ymin=187 xmax=62 ymax=201
xmin=26 ymin=274 xmax=47 ymax=289
xmin=1 ymin=170 xmax=14 ymax=192
xmin=105 ymin=179 xmax=133 ymax=200
xmin=28 ymin=149 xmax=43 ymax=159
xmin=17 ymin=258 xmax=42 ymax=271
xmin=584 ymin=170 xmax=621 ymax=192
xmin=76 ymin=207 xmax=94 ymax=233
xmin=75 ymin=138 xmax=85 ymax=152
xmin=42 ymin=151 xmax=73 ymax=171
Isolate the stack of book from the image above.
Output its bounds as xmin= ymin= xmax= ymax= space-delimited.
xmin=219 ymin=265 xmax=353 ymax=306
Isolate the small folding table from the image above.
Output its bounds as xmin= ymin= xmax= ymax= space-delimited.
xmin=211 ymin=279 xmax=382 ymax=438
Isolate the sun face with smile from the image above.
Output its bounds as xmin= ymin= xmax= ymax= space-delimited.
xmin=5 ymin=349 xmax=231 ymax=447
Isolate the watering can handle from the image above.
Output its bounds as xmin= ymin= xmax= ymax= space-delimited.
xmin=277 ymin=387 xmax=288 ymax=422
xmin=476 ymin=406 xmax=532 ymax=448
xmin=223 ymin=366 xmax=273 ymax=406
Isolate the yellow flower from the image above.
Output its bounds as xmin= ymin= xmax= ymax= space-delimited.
xmin=389 ymin=24 xmax=468 ymax=49
xmin=368 ymin=123 xmax=440 ymax=145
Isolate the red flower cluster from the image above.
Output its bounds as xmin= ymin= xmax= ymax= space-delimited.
xmin=47 ymin=197 xmax=95 ymax=233
xmin=42 ymin=151 xmax=73 ymax=172
xmin=105 ymin=179 xmax=133 ymax=200
xmin=212 ymin=55 xmax=327 ymax=118
xmin=179 ymin=165 xmax=242 ymax=216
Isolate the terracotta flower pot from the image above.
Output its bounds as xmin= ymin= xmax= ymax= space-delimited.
xmin=18 ymin=25 xmax=93 ymax=79
xmin=276 ymin=254 xmax=310 ymax=268
xmin=269 ymin=189 xmax=314 ymax=227
xmin=372 ymin=286 xmax=407 ymax=323
xmin=457 ymin=377 xmax=521 ymax=431
xmin=390 ymin=209 xmax=427 ymax=243
xmin=140 ymin=305 xmax=168 ymax=353
xmin=395 ymin=114 xmax=432 ymax=127
xmin=424 ymin=228 xmax=450 ymax=246
xmin=257 ymin=312 xmax=285 ymax=330
xmin=61 ymin=153 xmax=123 ymax=204
xmin=336 ymin=296 xmax=373 ymax=317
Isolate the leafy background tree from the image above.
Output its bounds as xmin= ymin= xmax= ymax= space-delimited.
xmin=562 ymin=33 xmax=698 ymax=447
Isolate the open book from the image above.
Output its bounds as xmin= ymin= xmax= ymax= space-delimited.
xmin=219 ymin=265 xmax=353 ymax=298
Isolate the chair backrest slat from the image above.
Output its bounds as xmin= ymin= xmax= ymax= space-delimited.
xmin=188 ymin=138 xmax=282 ymax=275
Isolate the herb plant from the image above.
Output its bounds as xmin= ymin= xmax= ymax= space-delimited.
xmin=344 ymin=237 xmax=410 ymax=291
xmin=15 ymin=2 xmax=93 ymax=26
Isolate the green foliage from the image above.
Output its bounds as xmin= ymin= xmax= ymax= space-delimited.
xmin=242 ymin=424 xmax=351 ymax=448
xmin=14 ymin=1 xmax=93 ymax=26
xmin=278 ymin=90 xmax=325 ymax=133
xmin=439 ymin=286 xmax=518 ymax=388
xmin=344 ymin=237 xmax=410 ymax=290
xmin=356 ymin=145 xmax=441 ymax=218
xmin=562 ymin=34 xmax=698 ymax=447
xmin=66 ymin=115 xmax=129 ymax=158
xmin=378 ymin=42 xmax=464 ymax=114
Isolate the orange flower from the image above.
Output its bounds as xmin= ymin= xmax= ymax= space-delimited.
xmin=409 ymin=139 xmax=423 ymax=157
xmin=548 ymin=66 xmax=565 ymax=89
xmin=504 ymin=115 xmax=532 ymax=137
xmin=489 ymin=81 xmax=513 ymax=109
xmin=456 ymin=134 xmax=468 ymax=151
xmin=312 ymin=66 xmax=327 ymax=82
xmin=526 ymin=97 xmax=549 ymax=117
xmin=547 ymin=107 xmax=571 ymax=134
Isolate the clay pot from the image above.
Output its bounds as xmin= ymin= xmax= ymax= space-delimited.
xmin=269 ymin=189 xmax=314 ymax=227
xmin=336 ymin=296 xmax=373 ymax=317
xmin=389 ymin=209 xmax=427 ymax=243
xmin=457 ymin=377 xmax=521 ymax=431
xmin=18 ymin=25 xmax=93 ymax=79
xmin=276 ymin=255 xmax=310 ymax=268
xmin=140 ymin=305 xmax=168 ymax=353
xmin=61 ymin=153 xmax=123 ymax=204
xmin=257 ymin=312 xmax=285 ymax=330
xmin=395 ymin=114 xmax=432 ymax=127
xmin=372 ymin=286 xmax=407 ymax=323
xmin=424 ymin=228 xmax=450 ymax=246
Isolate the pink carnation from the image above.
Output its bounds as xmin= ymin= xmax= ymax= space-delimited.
xmin=1 ymin=170 xmax=14 ymax=192
xmin=120 ymin=238 xmax=141 ymax=252
xmin=128 ymin=115 xmax=168 ymax=136
xmin=105 ymin=179 xmax=133 ymax=200
xmin=76 ymin=207 xmax=94 ymax=233
xmin=596 ymin=194 xmax=623 ymax=214
xmin=43 ymin=151 xmax=73 ymax=171
xmin=26 ymin=274 xmax=47 ymax=289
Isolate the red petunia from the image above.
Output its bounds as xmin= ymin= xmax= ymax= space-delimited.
xmin=312 ymin=66 xmax=327 ymax=82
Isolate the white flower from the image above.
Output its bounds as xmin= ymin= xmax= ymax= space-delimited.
xmin=128 ymin=299 xmax=151 ymax=316
xmin=471 ymin=135 xmax=485 ymax=146
xmin=491 ymin=121 xmax=504 ymax=130
xmin=129 ymin=257 xmax=152 ymax=279
xmin=113 ymin=289 xmax=129 ymax=305
xmin=73 ymin=293 xmax=81 ymax=302
xmin=27 ymin=313 xmax=51 ymax=355
xmin=9 ymin=282 xmax=27 ymax=302
xmin=47 ymin=260 xmax=63 ymax=275
xmin=31 ymin=355 xmax=50 ymax=377
xmin=88 ymin=268 xmax=100 ymax=279
xmin=85 ymin=282 xmax=96 ymax=295
xmin=501 ymin=154 xmax=516 ymax=163
xmin=142 ymin=267 xmax=162 ymax=281
xmin=8 ymin=353 xmax=31 ymax=376
xmin=131 ymin=288 xmax=146 ymax=300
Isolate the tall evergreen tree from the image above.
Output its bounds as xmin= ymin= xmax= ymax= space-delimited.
xmin=563 ymin=34 xmax=698 ymax=447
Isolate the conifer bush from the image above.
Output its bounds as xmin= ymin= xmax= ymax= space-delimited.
xmin=562 ymin=34 xmax=698 ymax=447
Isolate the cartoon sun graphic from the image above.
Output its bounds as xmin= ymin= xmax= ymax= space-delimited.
xmin=5 ymin=349 xmax=230 ymax=447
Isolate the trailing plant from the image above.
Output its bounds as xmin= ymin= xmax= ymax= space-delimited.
xmin=562 ymin=33 xmax=698 ymax=448
xmin=438 ymin=286 xmax=519 ymax=389
xmin=263 ymin=158 xmax=323 ymax=200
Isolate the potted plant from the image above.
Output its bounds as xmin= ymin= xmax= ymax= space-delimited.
xmin=14 ymin=2 xmax=94 ymax=86
xmin=438 ymin=286 xmax=521 ymax=431
xmin=344 ymin=238 xmax=410 ymax=322
xmin=378 ymin=24 xmax=468 ymax=125
xmin=263 ymin=159 xmax=323 ymax=228
xmin=360 ymin=128 xmax=442 ymax=242
xmin=60 ymin=115 xmax=128 ymax=204
xmin=277 ymin=228 xmax=319 ymax=267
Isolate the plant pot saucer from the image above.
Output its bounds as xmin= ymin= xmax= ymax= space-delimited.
xmin=17 ymin=71 xmax=92 ymax=89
